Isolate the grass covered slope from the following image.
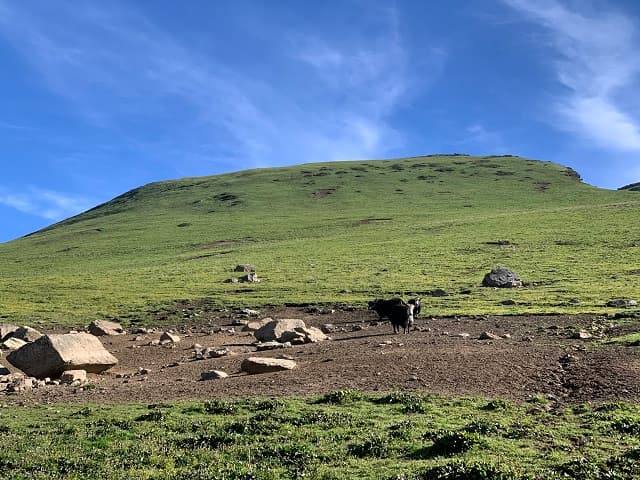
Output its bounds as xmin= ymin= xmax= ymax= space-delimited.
xmin=2 ymin=393 xmax=640 ymax=479
xmin=1 ymin=154 xmax=639 ymax=326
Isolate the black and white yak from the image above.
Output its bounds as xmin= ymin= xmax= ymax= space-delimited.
xmin=368 ymin=298 xmax=416 ymax=334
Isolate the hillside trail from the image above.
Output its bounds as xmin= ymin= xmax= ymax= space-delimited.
xmin=3 ymin=307 xmax=640 ymax=406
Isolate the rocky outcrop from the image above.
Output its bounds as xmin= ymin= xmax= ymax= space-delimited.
xmin=6 ymin=333 xmax=118 ymax=379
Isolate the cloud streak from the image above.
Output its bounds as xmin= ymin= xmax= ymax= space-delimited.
xmin=0 ymin=1 xmax=434 ymax=174
xmin=503 ymin=0 xmax=640 ymax=152
xmin=0 ymin=188 xmax=93 ymax=221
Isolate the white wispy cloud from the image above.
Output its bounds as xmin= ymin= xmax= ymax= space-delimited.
xmin=0 ymin=188 xmax=93 ymax=220
xmin=503 ymin=0 xmax=640 ymax=152
xmin=0 ymin=1 xmax=439 ymax=174
xmin=459 ymin=124 xmax=509 ymax=154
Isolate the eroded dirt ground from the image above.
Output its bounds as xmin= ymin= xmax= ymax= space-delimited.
xmin=3 ymin=307 xmax=640 ymax=406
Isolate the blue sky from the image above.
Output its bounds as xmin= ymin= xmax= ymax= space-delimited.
xmin=2 ymin=0 xmax=640 ymax=242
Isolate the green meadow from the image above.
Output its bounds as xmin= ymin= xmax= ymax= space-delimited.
xmin=2 ymin=392 xmax=640 ymax=479
xmin=1 ymin=154 xmax=639 ymax=327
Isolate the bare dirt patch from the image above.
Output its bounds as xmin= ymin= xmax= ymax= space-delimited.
xmin=4 ymin=308 xmax=640 ymax=406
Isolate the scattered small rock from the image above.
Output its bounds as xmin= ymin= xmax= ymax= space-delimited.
xmin=428 ymin=288 xmax=448 ymax=297
xmin=256 ymin=341 xmax=292 ymax=351
xmin=160 ymin=332 xmax=180 ymax=344
xmin=606 ymin=299 xmax=637 ymax=308
xmin=240 ymin=273 xmax=260 ymax=283
xmin=320 ymin=324 xmax=336 ymax=334
xmin=88 ymin=320 xmax=125 ymax=336
xmin=479 ymin=331 xmax=501 ymax=340
xmin=571 ymin=330 xmax=592 ymax=340
xmin=60 ymin=370 xmax=87 ymax=385
xmin=201 ymin=370 xmax=229 ymax=380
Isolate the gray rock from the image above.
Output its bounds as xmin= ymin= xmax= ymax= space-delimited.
xmin=160 ymin=332 xmax=180 ymax=344
xmin=89 ymin=320 xmax=125 ymax=336
xmin=6 ymin=375 xmax=33 ymax=393
xmin=296 ymin=326 xmax=329 ymax=343
xmin=479 ymin=331 xmax=501 ymax=340
xmin=60 ymin=369 xmax=87 ymax=384
xmin=256 ymin=341 xmax=292 ymax=351
xmin=321 ymin=324 xmax=336 ymax=334
xmin=482 ymin=267 xmax=523 ymax=288
xmin=571 ymin=330 xmax=593 ymax=340
xmin=234 ymin=264 xmax=255 ymax=272
xmin=254 ymin=319 xmax=307 ymax=342
xmin=201 ymin=370 xmax=229 ymax=380
xmin=6 ymin=333 xmax=118 ymax=379
xmin=450 ymin=333 xmax=470 ymax=338
xmin=280 ymin=330 xmax=307 ymax=344
xmin=11 ymin=326 xmax=43 ymax=343
xmin=428 ymin=288 xmax=449 ymax=297
xmin=606 ymin=299 xmax=637 ymax=308
xmin=239 ymin=273 xmax=260 ymax=283
xmin=242 ymin=318 xmax=273 ymax=332
xmin=241 ymin=357 xmax=297 ymax=374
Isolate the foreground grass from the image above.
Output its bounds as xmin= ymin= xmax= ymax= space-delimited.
xmin=1 ymin=155 xmax=640 ymax=327
xmin=2 ymin=392 xmax=640 ymax=479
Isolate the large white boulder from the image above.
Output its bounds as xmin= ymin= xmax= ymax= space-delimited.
xmin=7 ymin=333 xmax=118 ymax=379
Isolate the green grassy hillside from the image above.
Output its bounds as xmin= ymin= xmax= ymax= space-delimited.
xmin=1 ymin=154 xmax=639 ymax=327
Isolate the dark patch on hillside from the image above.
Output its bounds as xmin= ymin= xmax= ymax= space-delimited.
xmin=619 ymin=182 xmax=640 ymax=192
xmin=311 ymin=188 xmax=336 ymax=199
xmin=213 ymin=192 xmax=242 ymax=207
xmin=356 ymin=217 xmax=393 ymax=225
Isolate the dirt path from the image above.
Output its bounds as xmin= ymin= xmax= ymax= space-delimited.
xmin=3 ymin=308 xmax=640 ymax=406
